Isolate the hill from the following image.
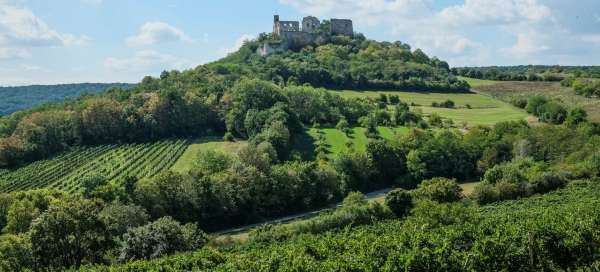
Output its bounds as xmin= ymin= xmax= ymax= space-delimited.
xmin=0 ymin=83 xmax=134 ymax=116
xmin=0 ymin=31 xmax=597 ymax=271
xmin=0 ymin=34 xmax=469 ymax=168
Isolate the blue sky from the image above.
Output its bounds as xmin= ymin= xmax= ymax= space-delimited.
xmin=1 ymin=0 xmax=600 ymax=85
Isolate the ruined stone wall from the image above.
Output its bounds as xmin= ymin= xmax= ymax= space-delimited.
xmin=330 ymin=19 xmax=353 ymax=36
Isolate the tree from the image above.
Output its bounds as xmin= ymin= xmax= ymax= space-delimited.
xmin=119 ymin=217 xmax=207 ymax=261
xmin=538 ymin=101 xmax=567 ymax=124
xmin=29 ymin=197 xmax=110 ymax=268
xmin=366 ymin=139 xmax=406 ymax=184
xmin=0 ymin=234 xmax=33 ymax=271
xmin=416 ymin=177 xmax=463 ymax=203
xmin=193 ymin=150 xmax=232 ymax=176
xmin=385 ymin=188 xmax=413 ymax=217
xmin=333 ymin=152 xmax=373 ymax=193
xmin=98 ymin=202 xmax=150 ymax=237
xmin=336 ymin=117 xmax=351 ymax=135
xmin=3 ymin=199 xmax=39 ymax=234
xmin=525 ymin=96 xmax=547 ymax=115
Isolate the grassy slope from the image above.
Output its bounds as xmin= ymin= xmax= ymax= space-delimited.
xmin=171 ymin=138 xmax=247 ymax=173
xmin=300 ymin=126 xmax=409 ymax=157
xmin=457 ymin=76 xmax=498 ymax=87
xmin=474 ymin=80 xmax=600 ymax=122
xmin=329 ymin=89 xmax=528 ymax=126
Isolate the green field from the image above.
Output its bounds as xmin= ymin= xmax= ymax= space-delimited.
xmin=303 ymin=126 xmax=409 ymax=157
xmin=457 ymin=76 xmax=498 ymax=87
xmin=171 ymin=138 xmax=247 ymax=173
xmin=0 ymin=139 xmax=188 ymax=193
xmin=474 ymin=80 xmax=600 ymax=123
xmin=329 ymin=89 xmax=528 ymax=125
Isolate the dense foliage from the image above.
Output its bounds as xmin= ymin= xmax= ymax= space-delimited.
xmin=78 ymin=180 xmax=600 ymax=271
xmin=453 ymin=65 xmax=600 ymax=81
xmin=1 ymin=32 xmax=599 ymax=271
xmin=222 ymin=34 xmax=469 ymax=92
xmin=0 ymin=83 xmax=134 ymax=116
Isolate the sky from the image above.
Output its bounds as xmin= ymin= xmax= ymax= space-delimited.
xmin=1 ymin=0 xmax=600 ymax=86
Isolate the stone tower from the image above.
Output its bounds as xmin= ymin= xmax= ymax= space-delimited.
xmin=302 ymin=16 xmax=320 ymax=33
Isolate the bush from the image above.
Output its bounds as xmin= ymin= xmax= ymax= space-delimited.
xmin=416 ymin=177 xmax=463 ymax=203
xmin=119 ymin=217 xmax=207 ymax=262
xmin=223 ymin=132 xmax=234 ymax=142
xmin=249 ymin=192 xmax=393 ymax=242
xmin=510 ymin=97 xmax=528 ymax=108
xmin=530 ymin=171 xmax=570 ymax=194
xmin=385 ymin=188 xmax=413 ymax=217
xmin=472 ymin=183 xmax=499 ymax=205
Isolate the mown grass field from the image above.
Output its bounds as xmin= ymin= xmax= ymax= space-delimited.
xmin=329 ymin=89 xmax=528 ymax=126
xmin=300 ymin=126 xmax=409 ymax=158
xmin=0 ymin=139 xmax=189 ymax=193
xmin=474 ymin=80 xmax=600 ymax=122
xmin=171 ymin=138 xmax=247 ymax=173
xmin=457 ymin=76 xmax=498 ymax=87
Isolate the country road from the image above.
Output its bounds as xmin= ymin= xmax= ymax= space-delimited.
xmin=213 ymin=187 xmax=393 ymax=236
xmin=213 ymin=182 xmax=479 ymax=238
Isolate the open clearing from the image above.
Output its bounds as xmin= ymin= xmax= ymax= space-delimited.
xmin=329 ymin=89 xmax=528 ymax=125
xmin=457 ymin=76 xmax=498 ymax=87
xmin=474 ymin=81 xmax=600 ymax=122
xmin=171 ymin=138 xmax=247 ymax=173
xmin=296 ymin=126 xmax=410 ymax=158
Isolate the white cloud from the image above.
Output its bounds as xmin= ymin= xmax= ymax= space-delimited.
xmin=0 ymin=4 xmax=89 ymax=47
xmin=581 ymin=34 xmax=600 ymax=44
xmin=279 ymin=0 xmax=600 ymax=65
xmin=0 ymin=1 xmax=89 ymax=63
xmin=126 ymin=21 xmax=191 ymax=46
xmin=0 ymin=47 xmax=29 ymax=59
xmin=104 ymin=50 xmax=190 ymax=72
xmin=218 ymin=34 xmax=255 ymax=57
xmin=502 ymin=30 xmax=550 ymax=57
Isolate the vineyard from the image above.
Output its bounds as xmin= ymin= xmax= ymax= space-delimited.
xmin=82 ymin=180 xmax=600 ymax=271
xmin=0 ymin=139 xmax=189 ymax=193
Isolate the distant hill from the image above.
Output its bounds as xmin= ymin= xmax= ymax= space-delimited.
xmin=0 ymin=83 xmax=134 ymax=116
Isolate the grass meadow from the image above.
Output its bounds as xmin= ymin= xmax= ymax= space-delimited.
xmin=329 ymin=89 xmax=528 ymax=126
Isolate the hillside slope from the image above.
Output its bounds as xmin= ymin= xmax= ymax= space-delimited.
xmin=81 ymin=180 xmax=600 ymax=271
xmin=0 ymin=83 xmax=134 ymax=116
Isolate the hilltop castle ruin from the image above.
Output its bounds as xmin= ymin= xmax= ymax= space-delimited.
xmin=258 ymin=15 xmax=353 ymax=56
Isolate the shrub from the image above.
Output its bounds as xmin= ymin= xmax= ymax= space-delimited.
xmin=510 ymin=97 xmax=528 ymax=108
xmin=428 ymin=113 xmax=443 ymax=127
xmin=472 ymin=183 xmax=499 ymax=205
xmin=416 ymin=177 xmax=463 ymax=203
xmin=249 ymin=192 xmax=393 ymax=242
xmin=385 ymin=188 xmax=413 ymax=217
xmin=119 ymin=217 xmax=207 ymax=262
xmin=223 ymin=132 xmax=234 ymax=142
xmin=530 ymin=171 xmax=570 ymax=194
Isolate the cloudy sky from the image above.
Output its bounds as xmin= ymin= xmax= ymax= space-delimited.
xmin=1 ymin=0 xmax=599 ymax=86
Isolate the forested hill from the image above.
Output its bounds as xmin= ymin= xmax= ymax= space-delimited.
xmin=0 ymin=83 xmax=134 ymax=116
xmin=209 ymin=33 xmax=469 ymax=92
xmin=0 ymin=33 xmax=466 ymax=167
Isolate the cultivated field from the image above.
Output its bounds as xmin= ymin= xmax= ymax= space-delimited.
xmin=329 ymin=89 xmax=528 ymax=125
xmin=0 ymin=139 xmax=188 ymax=193
xmin=171 ymin=138 xmax=247 ymax=173
xmin=474 ymin=81 xmax=600 ymax=122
